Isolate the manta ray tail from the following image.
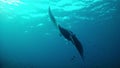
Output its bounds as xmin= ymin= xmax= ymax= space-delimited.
xmin=48 ymin=6 xmax=58 ymax=28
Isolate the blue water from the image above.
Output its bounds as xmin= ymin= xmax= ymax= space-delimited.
xmin=0 ymin=0 xmax=120 ymax=68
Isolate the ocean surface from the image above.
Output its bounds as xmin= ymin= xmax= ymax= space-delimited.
xmin=0 ymin=0 xmax=120 ymax=68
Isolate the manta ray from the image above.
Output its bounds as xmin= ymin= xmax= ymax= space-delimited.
xmin=48 ymin=6 xmax=84 ymax=60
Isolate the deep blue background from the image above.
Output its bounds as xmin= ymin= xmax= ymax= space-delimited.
xmin=0 ymin=0 xmax=120 ymax=68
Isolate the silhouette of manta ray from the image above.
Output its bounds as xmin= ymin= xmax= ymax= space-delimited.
xmin=48 ymin=6 xmax=84 ymax=60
